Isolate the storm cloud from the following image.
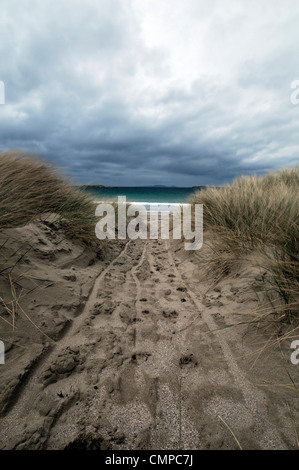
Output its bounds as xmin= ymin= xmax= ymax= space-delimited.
xmin=0 ymin=0 xmax=298 ymax=185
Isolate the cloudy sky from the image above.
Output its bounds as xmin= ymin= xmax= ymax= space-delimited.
xmin=0 ymin=0 xmax=298 ymax=186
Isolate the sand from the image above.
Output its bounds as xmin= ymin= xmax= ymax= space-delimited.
xmin=0 ymin=218 xmax=298 ymax=450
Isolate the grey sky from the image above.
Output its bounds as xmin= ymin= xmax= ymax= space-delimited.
xmin=0 ymin=0 xmax=298 ymax=186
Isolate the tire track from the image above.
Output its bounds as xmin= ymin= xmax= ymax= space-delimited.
xmin=165 ymin=239 xmax=287 ymax=449
xmin=126 ymin=239 xmax=201 ymax=449
xmin=0 ymin=239 xmax=132 ymax=447
xmin=130 ymin=241 xmax=148 ymax=348
xmin=0 ymin=236 xmax=289 ymax=450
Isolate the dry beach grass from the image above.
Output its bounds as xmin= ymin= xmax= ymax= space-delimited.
xmin=0 ymin=152 xmax=298 ymax=449
xmin=190 ymin=169 xmax=299 ymax=349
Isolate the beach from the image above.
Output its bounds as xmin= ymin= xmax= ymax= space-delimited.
xmin=1 ymin=0 xmax=299 ymax=453
xmin=0 ymin=215 xmax=298 ymax=450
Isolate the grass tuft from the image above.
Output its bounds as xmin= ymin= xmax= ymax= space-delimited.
xmin=0 ymin=151 xmax=99 ymax=338
xmin=0 ymin=151 xmax=97 ymax=243
xmin=191 ymin=167 xmax=299 ymax=322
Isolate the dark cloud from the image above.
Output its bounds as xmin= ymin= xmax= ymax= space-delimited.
xmin=0 ymin=0 xmax=298 ymax=186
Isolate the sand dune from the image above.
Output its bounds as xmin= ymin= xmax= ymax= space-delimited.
xmin=0 ymin=219 xmax=298 ymax=450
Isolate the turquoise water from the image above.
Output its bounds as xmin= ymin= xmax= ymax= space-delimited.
xmin=82 ymin=187 xmax=199 ymax=203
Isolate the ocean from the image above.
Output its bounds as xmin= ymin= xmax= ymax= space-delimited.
xmin=82 ymin=186 xmax=200 ymax=204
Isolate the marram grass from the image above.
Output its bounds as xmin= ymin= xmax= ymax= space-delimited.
xmin=0 ymin=151 xmax=97 ymax=243
xmin=190 ymin=167 xmax=299 ymax=321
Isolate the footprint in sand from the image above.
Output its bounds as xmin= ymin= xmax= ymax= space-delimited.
xmin=162 ymin=310 xmax=178 ymax=319
xmin=179 ymin=354 xmax=198 ymax=368
xmin=131 ymin=352 xmax=152 ymax=364
xmin=176 ymin=286 xmax=187 ymax=292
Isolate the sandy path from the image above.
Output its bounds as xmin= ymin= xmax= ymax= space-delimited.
xmin=0 ymin=238 xmax=294 ymax=449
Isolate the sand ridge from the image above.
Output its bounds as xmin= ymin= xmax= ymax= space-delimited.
xmin=0 ymin=221 xmax=298 ymax=450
